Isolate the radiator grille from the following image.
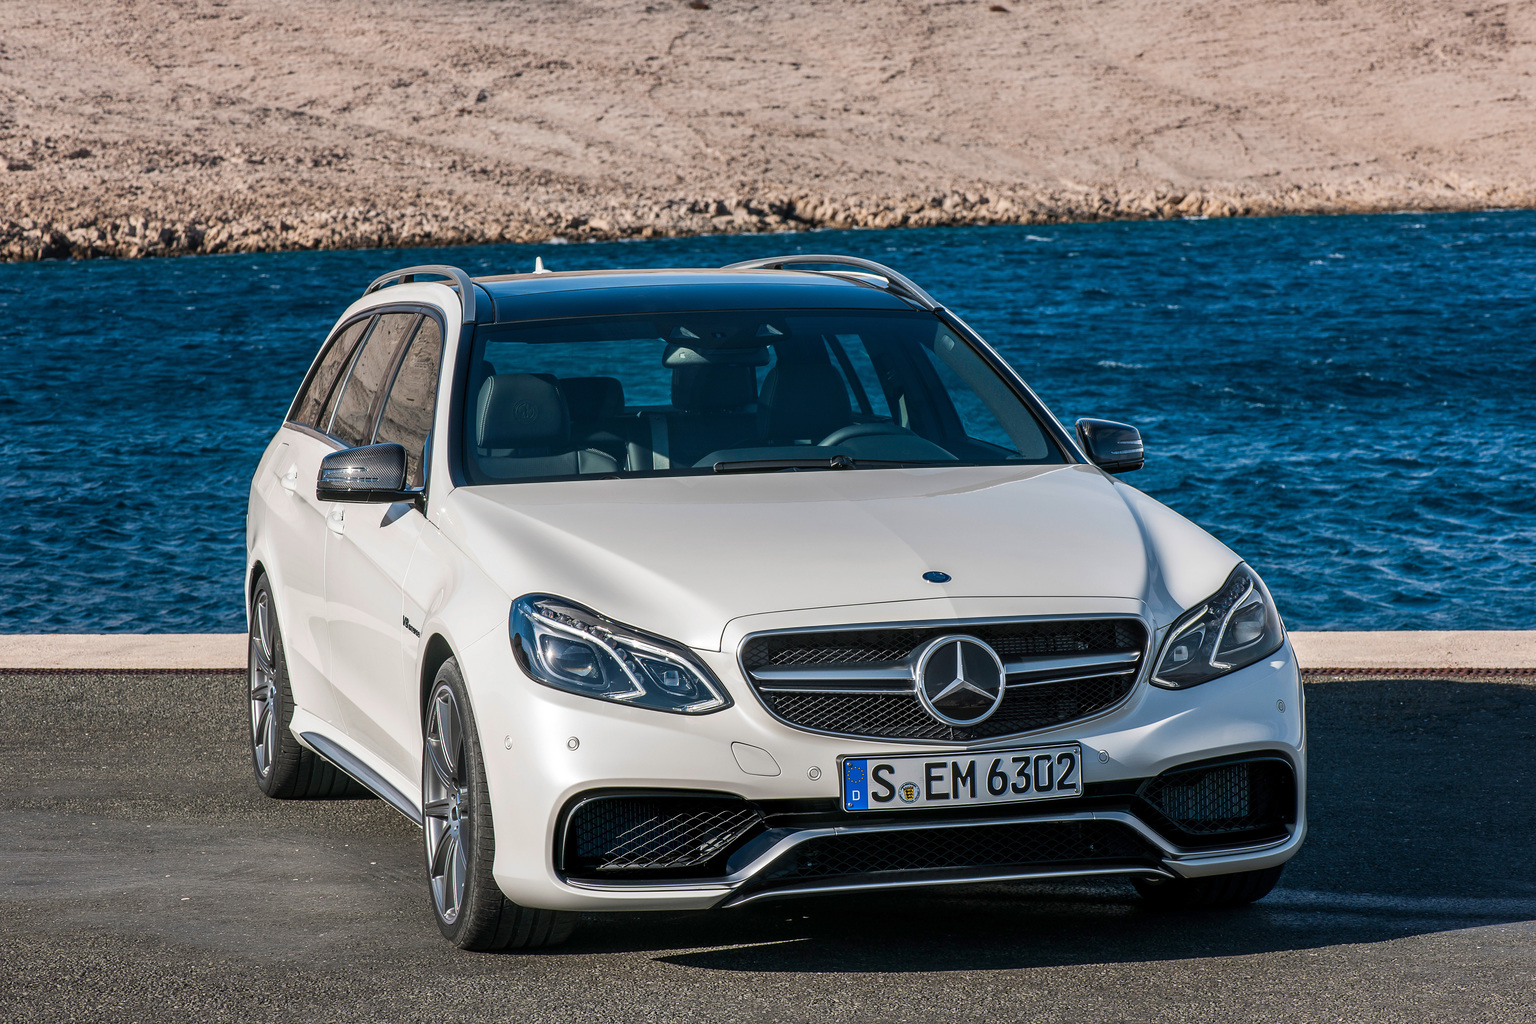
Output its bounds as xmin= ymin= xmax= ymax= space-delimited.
xmin=742 ymin=619 xmax=1143 ymax=671
xmin=740 ymin=618 xmax=1146 ymax=741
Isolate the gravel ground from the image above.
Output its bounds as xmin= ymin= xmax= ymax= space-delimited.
xmin=1 ymin=671 xmax=1533 ymax=1023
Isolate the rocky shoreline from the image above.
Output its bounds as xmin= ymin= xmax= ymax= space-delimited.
xmin=7 ymin=0 xmax=1533 ymax=263
xmin=6 ymin=179 xmax=1532 ymax=262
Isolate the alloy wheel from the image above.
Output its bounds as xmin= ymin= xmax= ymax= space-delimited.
xmin=248 ymin=590 xmax=278 ymax=778
xmin=423 ymin=685 xmax=471 ymax=924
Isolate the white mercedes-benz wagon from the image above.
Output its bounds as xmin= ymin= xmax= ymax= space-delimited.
xmin=245 ymin=256 xmax=1305 ymax=950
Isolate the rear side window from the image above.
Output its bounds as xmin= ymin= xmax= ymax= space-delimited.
xmin=375 ymin=317 xmax=442 ymax=488
xmin=326 ymin=313 xmax=418 ymax=448
xmin=290 ymin=318 xmax=370 ymax=428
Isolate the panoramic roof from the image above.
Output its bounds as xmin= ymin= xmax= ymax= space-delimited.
xmin=472 ymin=269 xmax=915 ymax=323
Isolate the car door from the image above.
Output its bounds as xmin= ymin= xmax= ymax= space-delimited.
xmin=260 ymin=315 xmax=374 ymax=727
xmin=323 ymin=311 xmax=443 ymax=779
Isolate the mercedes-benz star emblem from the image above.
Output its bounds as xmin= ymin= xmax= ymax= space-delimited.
xmin=914 ymin=635 xmax=1007 ymax=726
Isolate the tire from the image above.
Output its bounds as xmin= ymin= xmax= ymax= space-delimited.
xmin=1133 ymin=864 xmax=1285 ymax=910
xmin=247 ymin=575 xmax=365 ymax=799
xmin=422 ymin=658 xmax=575 ymax=951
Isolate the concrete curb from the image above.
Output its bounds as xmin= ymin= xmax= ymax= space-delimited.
xmin=0 ymin=634 xmax=248 ymax=671
xmin=0 ymin=630 xmax=1533 ymax=672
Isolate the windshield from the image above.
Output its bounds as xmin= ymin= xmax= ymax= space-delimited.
xmin=462 ymin=308 xmax=1064 ymax=483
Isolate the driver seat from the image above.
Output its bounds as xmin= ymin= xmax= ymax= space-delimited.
xmin=756 ymin=360 xmax=852 ymax=444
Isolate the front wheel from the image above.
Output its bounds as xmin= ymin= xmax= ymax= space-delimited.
xmin=1133 ymin=864 xmax=1285 ymax=910
xmin=422 ymin=658 xmax=575 ymax=951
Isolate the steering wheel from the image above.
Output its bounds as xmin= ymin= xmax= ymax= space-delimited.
xmin=818 ymin=422 xmax=911 ymax=447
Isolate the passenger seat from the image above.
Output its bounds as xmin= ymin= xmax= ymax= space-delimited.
xmin=474 ymin=374 xmax=619 ymax=479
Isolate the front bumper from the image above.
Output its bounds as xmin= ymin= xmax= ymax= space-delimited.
xmin=462 ymin=627 xmax=1306 ymax=912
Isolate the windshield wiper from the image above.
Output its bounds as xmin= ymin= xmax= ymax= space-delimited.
xmin=712 ymin=456 xmax=917 ymax=474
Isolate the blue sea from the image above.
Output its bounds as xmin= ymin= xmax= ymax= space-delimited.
xmin=2 ymin=212 xmax=1533 ymax=633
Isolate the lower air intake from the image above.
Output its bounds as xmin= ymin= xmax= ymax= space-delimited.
xmin=562 ymin=793 xmax=765 ymax=879
xmin=753 ymin=819 xmax=1159 ymax=888
xmin=1136 ymin=757 xmax=1295 ymax=848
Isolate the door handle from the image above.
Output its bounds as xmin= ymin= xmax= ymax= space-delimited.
xmin=327 ymin=507 xmax=345 ymax=534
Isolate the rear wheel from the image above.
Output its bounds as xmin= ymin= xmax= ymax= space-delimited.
xmin=423 ymin=658 xmax=575 ymax=951
xmin=248 ymin=575 xmax=364 ymax=799
xmin=1133 ymin=864 xmax=1285 ymax=910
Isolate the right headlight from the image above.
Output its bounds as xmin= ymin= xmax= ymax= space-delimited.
xmin=1152 ymin=563 xmax=1286 ymax=689
xmin=510 ymin=594 xmax=732 ymax=714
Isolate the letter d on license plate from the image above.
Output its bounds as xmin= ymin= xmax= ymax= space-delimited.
xmin=841 ymin=744 xmax=1082 ymax=811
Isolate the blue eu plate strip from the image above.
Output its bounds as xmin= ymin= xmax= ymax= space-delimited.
xmin=843 ymin=759 xmax=869 ymax=810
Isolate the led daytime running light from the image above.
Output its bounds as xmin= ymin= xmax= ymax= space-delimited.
xmin=511 ymin=595 xmax=732 ymax=714
xmin=1152 ymin=564 xmax=1285 ymax=689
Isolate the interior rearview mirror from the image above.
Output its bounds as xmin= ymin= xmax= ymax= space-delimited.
xmin=1074 ymin=418 xmax=1145 ymax=474
xmin=316 ymin=443 xmax=416 ymax=503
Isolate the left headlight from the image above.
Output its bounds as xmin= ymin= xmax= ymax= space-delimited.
xmin=510 ymin=595 xmax=732 ymax=714
xmin=1152 ymin=563 xmax=1286 ymax=689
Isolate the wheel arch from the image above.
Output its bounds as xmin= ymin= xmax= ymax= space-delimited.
xmin=420 ymin=632 xmax=457 ymax=724
xmin=247 ymin=559 xmax=269 ymax=604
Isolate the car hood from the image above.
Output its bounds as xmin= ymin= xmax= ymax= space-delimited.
xmin=443 ymin=464 xmax=1239 ymax=651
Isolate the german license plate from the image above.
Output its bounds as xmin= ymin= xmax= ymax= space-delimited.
xmin=840 ymin=744 xmax=1082 ymax=812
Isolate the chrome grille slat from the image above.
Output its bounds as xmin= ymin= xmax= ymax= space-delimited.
xmin=757 ymin=685 xmax=916 ymax=696
xmin=1003 ymin=649 xmax=1142 ymax=677
xmin=740 ymin=617 xmax=1147 ymax=741
xmin=1005 ymin=666 xmax=1137 ymax=689
xmin=751 ymin=664 xmax=914 ymax=683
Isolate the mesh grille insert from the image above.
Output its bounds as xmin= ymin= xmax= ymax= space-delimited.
xmin=757 ymin=819 xmax=1158 ymax=885
xmin=564 ymin=795 xmax=765 ymax=877
xmin=1136 ymin=758 xmax=1295 ymax=845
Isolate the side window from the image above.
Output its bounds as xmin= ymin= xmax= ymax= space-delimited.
xmin=290 ymin=318 xmax=370 ymax=428
xmin=375 ymin=317 xmax=442 ymax=488
xmin=326 ymin=313 xmax=418 ymax=448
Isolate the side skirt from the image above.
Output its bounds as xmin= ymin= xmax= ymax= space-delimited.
xmin=301 ymin=730 xmax=423 ymax=827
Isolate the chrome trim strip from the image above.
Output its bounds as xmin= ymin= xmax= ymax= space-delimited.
xmin=735 ymin=612 xmax=1153 ymax=746
xmin=569 ymin=810 xmax=1158 ymax=891
xmin=720 ymin=864 xmax=1173 ymax=908
xmin=300 ymin=731 xmax=423 ymax=826
xmin=280 ymin=421 xmax=347 ymax=451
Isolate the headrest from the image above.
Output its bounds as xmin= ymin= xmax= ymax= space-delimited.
xmin=672 ymin=364 xmax=758 ymax=412
xmin=758 ymin=361 xmax=851 ymax=441
xmin=560 ymin=376 xmax=625 ymax=421
xmin=477 ymin=373 xmax=569 ymax=449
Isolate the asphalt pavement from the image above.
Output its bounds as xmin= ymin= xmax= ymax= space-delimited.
xmin=2 ymin=670 xmax=1533 ymax=1023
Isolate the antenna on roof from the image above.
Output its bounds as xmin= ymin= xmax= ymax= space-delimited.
xmin=534 ymin=256 xmax=551 ymax=274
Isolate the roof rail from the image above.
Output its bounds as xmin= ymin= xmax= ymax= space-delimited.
xmin=721 ymin=254 xmax=941 ymax=311
xmin=364 ymin=265 xmax=477 ymax=324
